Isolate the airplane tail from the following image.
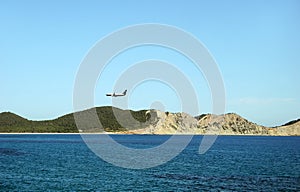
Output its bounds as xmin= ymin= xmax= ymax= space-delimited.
xmin=123 ymin=90 xmax=127 ymax=95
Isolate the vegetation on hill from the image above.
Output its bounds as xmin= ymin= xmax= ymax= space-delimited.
xmin=0 ymin=107 xmax=149 ymax=133
xmin=0 ymin=107 xmax=299 ymax=134
xmin=281 ymin=118 xmax=300 ymax=126
xmin=95 ymin=107 xmax=149 ymax=132
xmin=0 ymin=111 xmax=78 ymax=133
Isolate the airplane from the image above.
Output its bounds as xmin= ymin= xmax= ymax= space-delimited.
xmin=106 ymin=90 xmax=127 ymax=97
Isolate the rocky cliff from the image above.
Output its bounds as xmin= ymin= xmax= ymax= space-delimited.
xmin=268 ymin=120 xmax=300 ymax=136
xmin=118 ymin=110 xmax=300 ymax=136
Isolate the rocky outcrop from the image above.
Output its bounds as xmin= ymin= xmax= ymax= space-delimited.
xmin=268 ymin=120 xmax=300 ymax=136
xmin=119 ymin=110 xmax=300 ymax=136
xmin=197 ymin=113 xmax=269 ymax=135
xmin=120 ymin=110 xmax=201 ymax=134
xmin=146 ymin=110 xmax=200 ymax=134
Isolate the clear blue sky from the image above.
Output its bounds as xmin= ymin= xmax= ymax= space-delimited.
xmin=1 ymin=0 xmax=299 ymax=127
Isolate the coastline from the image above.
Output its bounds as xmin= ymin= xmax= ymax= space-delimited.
xmin=0 ymin=132 xmax=298 ymax=136
xmin=1 ymin=108 xmax=299 ymax=136
xmin=0 ymin=132 xmax=119 ymax=135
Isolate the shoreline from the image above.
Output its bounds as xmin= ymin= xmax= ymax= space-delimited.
xmin=0 ymin=132 xmax=298 ymax=136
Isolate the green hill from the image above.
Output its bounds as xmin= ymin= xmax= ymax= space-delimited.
xmin=0 ymin=106 xmax=149 ymax=133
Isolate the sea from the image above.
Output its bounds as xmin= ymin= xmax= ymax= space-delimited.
xmin=0 ymin=134 xmax=299 ymax=191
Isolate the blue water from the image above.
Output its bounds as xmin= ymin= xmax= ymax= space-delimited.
xmin=0 ymin=134 xmax=299 ymax=191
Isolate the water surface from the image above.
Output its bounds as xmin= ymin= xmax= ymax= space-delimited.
xmin=0 ymin=134 xmax=299 ymax=191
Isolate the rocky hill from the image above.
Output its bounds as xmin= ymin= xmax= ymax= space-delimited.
xmin=0 ymin=107 xmax=299 ymax=135
xmin=117 ymin=110 xmax=300 ymax=136
xmin=268 ymin=119 xmax=300 ymax=136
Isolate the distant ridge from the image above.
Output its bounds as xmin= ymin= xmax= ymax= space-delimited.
xmin=281 ymin=118 xmax=300 ymax=126
xmin=0 ymin=107 xmax=299 ymax=135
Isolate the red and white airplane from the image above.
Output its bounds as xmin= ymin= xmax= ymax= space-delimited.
xmin=106 ymin=90 xmax=127 ymax=97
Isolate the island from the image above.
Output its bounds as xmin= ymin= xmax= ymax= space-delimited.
xmin=0 ymin=106 xmax=299 ymax=136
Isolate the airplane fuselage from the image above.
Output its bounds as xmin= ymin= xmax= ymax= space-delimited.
xmin=106 ymin=90 xmax=127 ymax=97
